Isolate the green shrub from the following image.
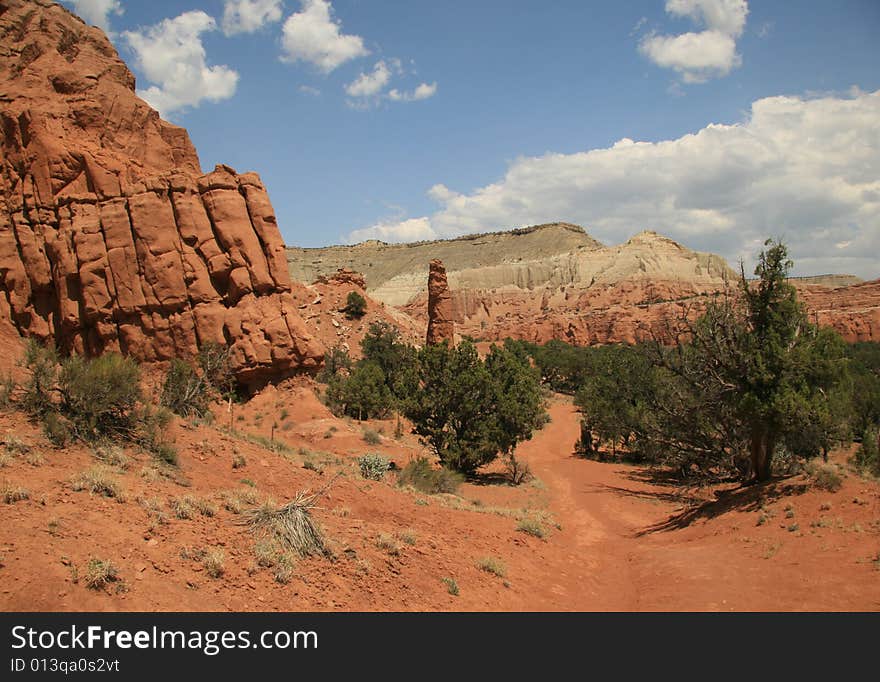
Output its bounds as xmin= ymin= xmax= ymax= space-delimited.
xmin=0 ymin=374 xmax=15 ymax=410
xmin=59 ymin=354 xmax=140 ymax=441
xmin=853 ymin=426 xmax=879 ymax=475
xmin=358 ymin=453 xmax=389 ymax=480
xmin=396 ymin=457 xmax=463 ymax=494
xmin=342 ymin=291 xmax=367 ymax=319
xmin=441 ymin=577 xmax=459 ymax=596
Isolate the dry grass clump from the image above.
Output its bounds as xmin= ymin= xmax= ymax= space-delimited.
xmin=516 ymin=517 xmax=546 ymax=539
xmin=84 ymin=558 xmax=121 ymax=590
xmin=221 ymin=488 xmax=259 ymax=514
xmin=92 ymin=444 xmax=131 ymax=470
xmin=476 ymin=556 xmax=507 ymax=578
xmin=203 ymin=549 xmax=225 ymax=578
xmin=240 ymin=489 xmax=330 ymax=559
xmin=3 ymin=484 xmax=30 ymax=504
xmin=376 ymin=533 xmax=401 ymax=556
xmin=70 ymin=466 xmax=125 ymax=500
xmin=169 ymin=495 xmax=216 ymax=519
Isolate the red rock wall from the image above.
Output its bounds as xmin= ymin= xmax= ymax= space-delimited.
xmin=0 ymin=0 xmax=323 ymax=383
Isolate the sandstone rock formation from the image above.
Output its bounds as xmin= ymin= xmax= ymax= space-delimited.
xmin=425 ymin=259 xmax=454 ymax=346
xmin=290 ymin=223 xmax=880 ymax=346
xmin=0 ymin=0 xmax=323 ymax=384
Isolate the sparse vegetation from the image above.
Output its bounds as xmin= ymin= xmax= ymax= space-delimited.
xmin=70 ymin=466 xmax=124 ymax=500
xmin=376 ymin=533 xmax=401 ymax=555
xmin=2 ymin=484 xmax=30 ymax=504
xmin=362 ymin=428 xmax=381 ymax=445
xmin=397 ymin=529 xmax=418 ymax=546
xmin=203 ymin=549 xmax=225 ymax=579
xmin=476 ymin=556 xmax=507 ymax=578
xmin=516 ymin=517 xmax=546 ymax=539
xmin=84 ymin=558 xmax=120 ymax=591
xmin=442 ymin=577 xmax=459 ymax=596
xmin=232 ymin=453 xmax=247 ymax=469
xmin=806 ymin=461 xmax=844 ymax=492
xmin=358 ymin=453 xmax=389 ymax=480
xmin=241 ymin=491 xmax=330 ymax=559
xmin=396 ymin=457 xmax=463 ymax=494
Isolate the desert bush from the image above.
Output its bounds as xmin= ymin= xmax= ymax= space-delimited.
xmin=362 ymin=428 xmax=381 ymax=445
xmin=161 ymin=359 xmax=210 ymax=418
xmin=20 ymin=340 xmax=58 ymax=417
xmin=91 ymin=444 xmax=131 ymax=470
xmin=42 ymin=411 xmax=72 ymax=447
xmin=806 ymin=461 xmax=845 ymax=492
xmin=853 ymin=426 xmax=879 ymax=475
xmin=396 ymin=457 xmax=463 ymax=494
xmin=58 ymin=354 xmax=140 ymax=441
xmin=342 ymin=290 xmax=367 ymax=319
xmin=358 ymin=453 xmax=389 ymax=480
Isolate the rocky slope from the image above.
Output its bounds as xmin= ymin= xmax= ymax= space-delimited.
xmin=0 ymin=0 xmax=323 ymax=384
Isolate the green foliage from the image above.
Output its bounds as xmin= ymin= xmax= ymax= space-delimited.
xmin=396 ymin=456 xmax=463 ymax=494
xmin=316 ymin=345 xmax=352 ymax=383
xmin=405 ymin=341 xmax=500 ymax=473
xmin=59 ymin=354 xmax=141 ymax=442
xmin=325 ymin=361 xmax=393 ymax=420
xmin=361 ymin=321 xmax=419 ymax=405
xmin=405 ymin=339 xmax=547 ymax=474
xmin=342 ymin=290 xmax=367 ymax=319
xmin=358 ymin=453 xmax=390 ymax=480
xmin=854 ymin=426 xmax=879 ymax=475
xmin=161 ymin=359 xmax=210 ymax=418
xmin=572 ymin=240 xmax=852 ymax=483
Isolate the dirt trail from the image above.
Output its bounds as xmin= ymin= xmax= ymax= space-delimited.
xmin=514 ymin=399 xmax=880 ymax=611
xmin=514 ymin=400 xmax=666 ymax=610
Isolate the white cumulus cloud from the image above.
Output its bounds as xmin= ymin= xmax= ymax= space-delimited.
xmin=345 ymin=60 xmax=393 ymax=98
xmin=281 ymin=0 xmax=369 ymax=73
xmin=640 ymin=0 xmax=749 ymax=83
xmin=347 ymin=217 xmax=436 ymax=244
xmin=347 ymin=89 xmax=880 ymax=280
xmin=222 ymin=0 xmax=284 ymax=36
xmin=123 ymin=11 xmax=239 ymax=117
xmin=61 ymin=0 xmax=123 ymax=32
xmin=388 ymin=82 xmax=438 ymax=102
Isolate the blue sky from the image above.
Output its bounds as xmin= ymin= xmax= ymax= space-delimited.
xmin=63 ymin=1 xmax=880 ymax=278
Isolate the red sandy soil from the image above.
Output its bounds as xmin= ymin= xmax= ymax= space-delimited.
xmin=0 ymin=394 xmax=878 ymax=612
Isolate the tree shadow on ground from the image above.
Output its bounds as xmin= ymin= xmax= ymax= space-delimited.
xmin=467 ymin=472 xmax=513 ymax=487
xmin=634 ymin=476 xmax=811 ymax=536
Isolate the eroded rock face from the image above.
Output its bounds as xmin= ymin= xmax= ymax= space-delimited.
xmin=426 ymin=259 xmax=454 ymax=346
xmin=0 ymin=0 xmax=323 ymax=383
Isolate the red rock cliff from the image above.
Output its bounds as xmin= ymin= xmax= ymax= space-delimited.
xmin=0 ymin=0 xmax=323 ymax=383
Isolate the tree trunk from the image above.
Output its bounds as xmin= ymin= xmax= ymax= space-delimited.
xmin=750 ymin=427 xmax=775 ymax=482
